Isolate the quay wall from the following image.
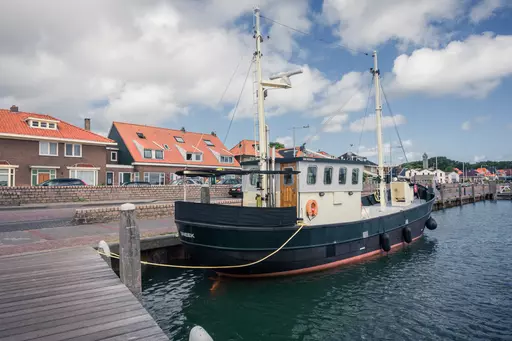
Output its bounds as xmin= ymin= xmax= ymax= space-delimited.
xmin=0 ymin=184 xmax=231 ymax=206
xmin=74 ymin=198 xmax=241 ymax=224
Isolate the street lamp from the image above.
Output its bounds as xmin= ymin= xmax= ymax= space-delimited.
xmin=291 ymin=125 xmax=310 ymax=157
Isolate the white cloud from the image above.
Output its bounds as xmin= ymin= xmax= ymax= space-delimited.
xmin=474 ymin=115 xmax=491 ymax=123
xmin=391 ymin=33 xmax=512 ymax=98
xmin=0 ymin=0 xmax=330 ymax=133
xmin=469 ymin=0 xmax=507 ymax=23
xmin=349 ymin=114 xmax=406 ymax=132
xmin=276 ymin=136 xmax=293 ymax=148
xmin=321 ymin=0 xmax=461 ymax=50
xmin=473 ymin=155 xmax=486 ymax=162
xmin=461 ymin=121 xmax=471 ymax=130
xmin=321 ymin=114 xmax=349 ymax=133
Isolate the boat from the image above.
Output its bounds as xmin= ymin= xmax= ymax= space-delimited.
xmin=175 ymin=7 xmax=438 ymax=278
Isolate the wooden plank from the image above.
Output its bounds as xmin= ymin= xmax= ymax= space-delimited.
xmin=0 ymin=247 xmax=168 ymax=341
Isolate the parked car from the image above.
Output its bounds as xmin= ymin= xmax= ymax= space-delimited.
xmin=228 ymin=184 xmax=243 ymax=198
xmin=39 ymin=178 xmax=86 ymax=186
xmin=219 ymin=178 xmax=241 ymax=185
xmin=121 ymin=181 xmax=151 ymax=187
xmin=171 ymin=178 xmax=201 ymax=185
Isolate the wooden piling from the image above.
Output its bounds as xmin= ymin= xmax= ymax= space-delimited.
xmin=201 ymin=185 xmax=211 ymax=204
xmin=440 ymin=185 xmax=445 ymax=208
xmin=119 ymin=203 xmax=142 ymax=301
xmin=471 ymin=183 xmax=476 ymax=203
xmin=458 ymin=183 xmax=462 ymax=206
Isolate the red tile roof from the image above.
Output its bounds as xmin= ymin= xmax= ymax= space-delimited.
xmin=0 ymin=109 xmax=114 ymax=144
xmin=112 ymin=122 xmax=240 ymax=168
xmin=230 ymin=139 xmax=259 ymax=157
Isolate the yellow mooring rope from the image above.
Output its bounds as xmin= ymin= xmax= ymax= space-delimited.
xmin=97 ymin=223 xmax=305 ymax=269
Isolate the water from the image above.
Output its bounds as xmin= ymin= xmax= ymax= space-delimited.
xmin=142 ymin=201 xmax=512 ymax=340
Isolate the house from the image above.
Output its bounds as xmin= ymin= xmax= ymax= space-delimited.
xmin=0 ymin=106 xmax=116 ymax=186
xmin=432 ymin=169 xmax=446 ymax=184
xmin=230 ymin=139 xmax=259 ymax=163
xmin=447 ymin=171 xmax=460 ymax=183
xmin=339 ymin=152 xmax=378 ymax=176
xmin=108 ymin=122 xmax=240 ymax=185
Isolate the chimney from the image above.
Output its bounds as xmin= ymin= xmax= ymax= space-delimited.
xmin=211 ymin=131 xmax=216 ymax=137
xmin=10 ymin=105 xmax=18 ymax=112
xmin=180 ymin=127 xmax=186 ymax=133
xmin=84 ymin=118 xmax=91 ymax=131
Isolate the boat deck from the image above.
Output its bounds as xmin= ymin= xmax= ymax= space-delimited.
xmin=362 ymin=198 xmax=426 ymax=219
xmin=0 ymin=247 xmax=169 ymax=341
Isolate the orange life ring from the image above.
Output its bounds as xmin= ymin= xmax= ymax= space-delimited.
xmin=306 ymin=200 xmax=318 ymax=218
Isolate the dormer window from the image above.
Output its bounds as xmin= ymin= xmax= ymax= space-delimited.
xmin=204 ymin=139 xmax=214 ymax=146
xmin=186 ymin=152 xmax=202 ymax=161
xmin=48 ymin=123 xmax=56 ymax=129
xmin=31 ymin=121 xmax=39 ymax=127
xmin=27 ymin=118 xmax=58 ymax=130
xmin=220 ymin=156 xmax=233 ymax=163
xmin=144 ymin=149 xmax=152 ymax=159
xmin=174 ymin=136 xmax=184 ymax=143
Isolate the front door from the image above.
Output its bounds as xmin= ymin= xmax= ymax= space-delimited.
xmin=106 ymin=172 xmax=114 ymax=186
xmin=280 ymin=163 xmax=297 ymax=208
xmin=38 ymin=173 xmax=50 ymax=184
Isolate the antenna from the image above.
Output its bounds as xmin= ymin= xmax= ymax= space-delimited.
xmin=262 ymin=69 xmax=303 ymax=89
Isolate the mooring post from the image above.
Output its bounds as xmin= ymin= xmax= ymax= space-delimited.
xmin=482 ymin=183 xmax=486 ymax=200
xmin=440 ymin=184 xmax=445 ymax=208
xmin=471 ymin=183 xmax=476 ymax=203
xmin=489 ymin=181 xmax=497 ymax=200
xmin=201 ymin=184 xmax=210 ymax=204
xmin=98 ymin=240 xmax=112 ymax=268
xmin=458 ymin=183 xmax=462 ymax=206
xmin=119 ymin=203 xmax=141 ymax=301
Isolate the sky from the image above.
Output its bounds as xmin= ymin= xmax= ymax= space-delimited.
xmin=1 ymin=0 xmax=511 ymax=165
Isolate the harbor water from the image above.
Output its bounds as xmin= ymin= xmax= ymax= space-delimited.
xmin=142 ymin=201 xmax=512 ymax=340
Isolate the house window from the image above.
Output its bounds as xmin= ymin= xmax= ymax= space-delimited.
xmin=339 ymin=167 xmax=347 ymax=184
xmin=283 ymin=167 xmax=294 ymax=185
xmin=324 ymin=167 xmax=333 ymax=185
xmin=220 ymin=156 xmax=233 ymax=163
xmin=0 ymin=168 xmax=16 ymax=187
xmin=69 ymin=169 xmax=98 ymax=185
xmin=48 ymin=123 xmax=56 ymax=129
xmin=39 ymin=142 xmax=58 ymax=156
xmin=65 ymin=143 xmax=82 ymax=157
xmin=307 ymin=166 xmax=317 ymax=185
xmin=174 ymin=136 xmax=185 ymax=143
xmin=155 ymin=150 xmax=164 ymax=159
xmin=144 ymin=172 xmax=165 ymax=185
xmin=144 ymin=149 xmax=152 ymax=159
xmin=110 ymin=151 xmax=118 ymax=161
xmin=40 ymin=122 xmax=47 ymax=128
xmin=352 ymin=168 xmax=360 ymax=185
xmin=119 ymin=172 xmax=132 ymax=185
xmin=164 ymin=144 xmax=169 ymax=150
xmin=31 ymin=169 xmax=56 ymax=186
xmin=204 ymin=139 xmax=214 ymax=146
xmin=186 ymin=153 xmax=202 ymax=161
xmin=31 ymin=121 xmax=39 ymax=127
xmin=136 ymin=132 xmax=145 ymax=139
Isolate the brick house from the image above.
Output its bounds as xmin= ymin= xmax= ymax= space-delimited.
xmin=0 ymin=106 xmax=116 ymax=186
xmin=107 ymin=122 xmax=240 ymax=185
xmin=230 ymin=139 xmax=260 ymax=163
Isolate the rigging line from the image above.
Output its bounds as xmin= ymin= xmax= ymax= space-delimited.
xmin=223 ymin=59 xmax=254 ymax=145
xmin=217 ymin=55 xmax=245 ymax=107
xmin=380 ymin=81 xmax=409 ymax=164
xmin=303 ymin=81 xmax=366 ymax=147
xmin=357 ymin=76 xmax=374 ymax=155
xmin=260 ymin=15 xmax=369 ymax=56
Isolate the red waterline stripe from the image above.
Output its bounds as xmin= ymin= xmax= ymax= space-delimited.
xmin=27 ymin=229 xmax=55 ymax=240
xmin=218 ymin=235 xmax=423 ymax=279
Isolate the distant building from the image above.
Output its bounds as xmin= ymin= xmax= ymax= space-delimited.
xmin=422 ymin=153 xmax=428 ymax=169
xmin=230 ymin=139 xmax=260 ymax=164
xmin=447 ymin=172 xmax=460 ymax=183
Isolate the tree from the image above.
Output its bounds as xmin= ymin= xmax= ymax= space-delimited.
xmin=269 ymin=142 xmax=285 ymax=149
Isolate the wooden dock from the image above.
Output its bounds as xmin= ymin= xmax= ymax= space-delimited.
xmin=0 ymin=247 xmax=169 ymax=341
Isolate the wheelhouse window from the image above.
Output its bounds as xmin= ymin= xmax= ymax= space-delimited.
xmin=143 ymin=149 xmax=152 ymax=159
xmin=339 ymin=167 xmax=347 ymax=184
xmin=307 ymin=166 xmax=317 ymax=185
xmin=65 ymin=143 xmax=82 ymax=157
xmin=155 ymin=150 xmax=164 ymax=159
xmin=283 ymin=167 xmax=294 ymax=185
xmin=352 ymin=168 xmax=360 ymax=185
xmin=39 ymin=142 xmax=58 ymax=156
xmin=324 ymin=167 xmax=333 ymax=185
xmin=220 ymin=156 xmax=233 ymax=163
xmin=250 ymin=173 xmax=258 ymax=186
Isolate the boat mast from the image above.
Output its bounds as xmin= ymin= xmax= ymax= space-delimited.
xmin=254 ymin=7 xmax=268 ymax=203
xmin=372 ymin=51 xmax=386 ymax=209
